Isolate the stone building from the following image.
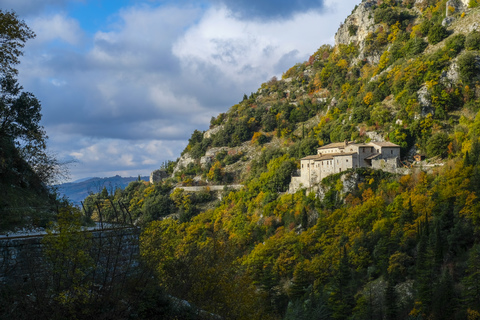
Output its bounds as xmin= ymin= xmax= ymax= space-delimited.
xmin=289 ymin=141 xmax=400 ymax=192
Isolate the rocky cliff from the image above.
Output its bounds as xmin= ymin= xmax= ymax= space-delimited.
xmin=334 ymin=0 xmax=377 ymax=51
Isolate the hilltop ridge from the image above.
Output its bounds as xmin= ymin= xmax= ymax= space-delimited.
xmin=163 ymin=0 xmax=480 ymax=191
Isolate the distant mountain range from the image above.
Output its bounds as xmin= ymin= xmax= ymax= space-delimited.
xmin=55 ymin=175 xmax=149 ymax=204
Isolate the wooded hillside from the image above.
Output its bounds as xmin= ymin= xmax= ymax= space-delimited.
xmin=55 ymin=0 xmax=480 ymax=319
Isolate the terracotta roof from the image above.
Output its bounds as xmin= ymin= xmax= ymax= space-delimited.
xmin=301 ymin=152 xmax=356 ymax=161
xmin=318 ymin=142 xmax=349 ymax=149
xmin=301 ymin=155 xmax=323 ymax=160
xmin=369 ymin=141 xmax=400 ymax=147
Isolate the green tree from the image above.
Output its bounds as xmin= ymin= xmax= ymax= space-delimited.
xmin=0 ymin=76 xmax=46 ymax=154
xmin=428 ymin=24 xmax=448 ymax=45
xmin=329 ymin=247 xmax=354 ymax=319
xmin=0 ymin=10 xmax=35 ymax=76
xmin=458 ymin=52 xmax=480 ymax=86
xmin=289 ymin=261 xmax=311 ymax=300
xmin=426 ymin=132 xmax=450 ymax=158
xmin=463 ymin=244 xmax=480 ymax=312
xmin=207 ymin=161 xmax=224 ymax=183
xmin=415 ymin=221 xmax=435 ymax=316
xmin=42 ymin=206 xmax=94 ymax=311
xmin=0 ymin=12 xmax=60 ymax=185
xmin=385 ymin=277 xmax=398 ymax=320
xmin=465 ymin=30 xmax=480 ymax=50
xmin=100 ymin=186 xmax=109 ymax=198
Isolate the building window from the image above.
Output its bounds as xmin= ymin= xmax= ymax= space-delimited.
xmin=302 ymin=164 xmax=304 ymax=168
xmin=362 ymin=148 xmax=365 ymax=153
xmin=307 ymin=164 xmax=309 ymax=168
xmin=391 ymin=150 xmax=393 ymax=154
xmin=346 ymin=159 xmax=348 ymax=162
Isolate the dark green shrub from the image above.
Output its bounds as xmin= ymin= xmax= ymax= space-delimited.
xmin=458 ymin=52 xmax=480 ymax=85
xmin=419 ymin=20 xmax=432 ymax=37
xmin=348 ymin=24 xmax=358 ymax=36
xmin=468 ymin=0 xmax=479 ymax=8
xmin=465 ymin=30 xmax=480 ymax=50
xmin=428 ymin=24 xmax=449 ymax=45
xmin=404 ymin=37 xmax=428 ymax=57
xmin=289 ymin=137 xmax=319 ymax=158
xmin=374 ymin=7 xmax=410 ymax=25
xmin=445 ymin=34 xmax=465 ymax=56
xmin=426 ymin=132 xmax=450 ymax=158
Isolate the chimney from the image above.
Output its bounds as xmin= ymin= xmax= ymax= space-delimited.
xmin=344 ymin=139 xmax=348 ymax=148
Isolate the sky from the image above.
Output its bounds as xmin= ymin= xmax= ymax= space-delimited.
xmin=2 ymin=0 xmax=360 ymax=182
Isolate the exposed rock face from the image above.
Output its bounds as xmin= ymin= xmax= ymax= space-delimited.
xmin=204 ymin=125 xmax=224 ymax=139
xmin=172 ymin=153 xmax=195 ymax=175
xmin=442 ymin=16 xmax=456 ymax=26
xmin=200 ymin=156 xmax=212 ymax=169
xmin=417 ymin=85 xmax=435 ymax=116
xmin=334 ymin=0 xmax=378 ymax=63
xmin=446 ymin=0 xmax=468 ymax=16
xmin=334 ymin=0 xmax=376 ymax=48
xmin=312 ymin=171 xmax=360 ymax=200
xmin=200 ymin=147 xmax=230 ymax=169
xmin=205 ymin=147 xmax=228 ymax=158
xmin=440 ymin=60 xmax=460 ymax=87
xmin=150 ymin=169 xmax=169 ymax=184
xmin=366 ymin=131 xmax=385 ymax=142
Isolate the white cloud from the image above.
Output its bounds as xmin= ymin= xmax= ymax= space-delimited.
xmin=29 ymin=13 xmax=84 ymax=46
xmin=173 ymin=0 xmax=360 ymax=85
xmin=61 ymin=137 xmax=185 ymax=180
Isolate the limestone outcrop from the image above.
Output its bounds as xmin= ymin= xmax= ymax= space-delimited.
xmin=334 ymin=0 xmax=378 ymax=62
xmin=150 ymin=169 xmax=169 ymax=184
xmin=334 ymin=0 xmax=376 ymax=48
xmin=172 ymin=153 xmax=195 ymax=175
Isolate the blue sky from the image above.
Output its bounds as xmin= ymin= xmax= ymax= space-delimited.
xmin=2 ymin=0 xmax=360 ymax=181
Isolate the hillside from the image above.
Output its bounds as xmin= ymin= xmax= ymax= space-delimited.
xmin=55 ymin=175 xmax=149 ymax=204
xmin=85 ymin=0 xmax=480 ymax=319
xmin=166 ymin=0 xmax=480 ymax=191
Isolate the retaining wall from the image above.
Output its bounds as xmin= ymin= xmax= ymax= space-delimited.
xmin=0 ymin=228 xmax=140 ymax=285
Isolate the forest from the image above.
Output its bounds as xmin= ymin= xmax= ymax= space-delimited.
xmin=3 ymin=0 xmax=480 ymax=319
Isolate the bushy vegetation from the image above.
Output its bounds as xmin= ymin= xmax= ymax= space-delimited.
xmin=139 ymin=157 xmax=480 ymax=319
xmin=0 ymin=10 xmax=63 ymax=231
xmin=131 ymin=1 xmax=480 ymax=319
xmin=4 ymin=1 xmax=480 ymax=319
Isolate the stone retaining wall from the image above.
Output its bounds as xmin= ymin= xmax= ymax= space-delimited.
xmin=0 ymin=228 xmax=140 ymax=285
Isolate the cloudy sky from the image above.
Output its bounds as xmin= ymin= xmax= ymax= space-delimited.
xmin=3 ymin=0 xmax=360 ymax=181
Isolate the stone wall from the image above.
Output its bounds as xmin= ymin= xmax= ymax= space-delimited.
xmin=0 ymin=236 xmax=43 ymax=284
xmin=372 ymin=157 xmax=400 ymax=173
xmin=0 ymin=228 xmax=140 ymax=286
xmin=174 ymin=185 xmax=244 ymax=200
